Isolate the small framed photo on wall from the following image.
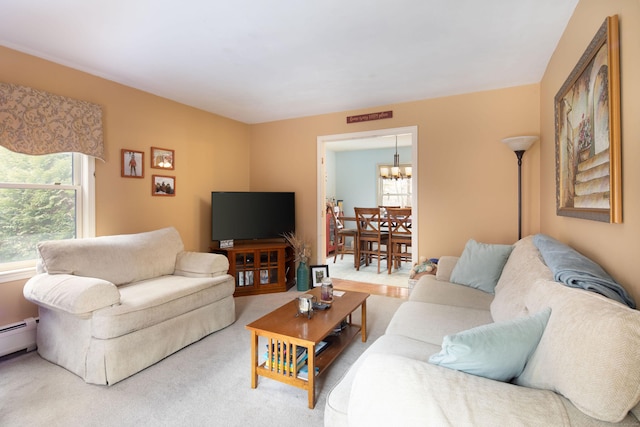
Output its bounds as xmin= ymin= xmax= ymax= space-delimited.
xmin=151 ymin=147 xmax=175 ymax=170
xmin=310 ymin=265 xmax=329 ymax=287
xmin=121 ymin=149 xmax=144 ymax=178
xmin=152 ymin=175 xmax=175 ymax=196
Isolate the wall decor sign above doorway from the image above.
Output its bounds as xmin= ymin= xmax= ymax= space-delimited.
xmin=347 ymin=110 xmax=393 ymax=124
xmin=554 ymin=15 xmax=621 ymax=223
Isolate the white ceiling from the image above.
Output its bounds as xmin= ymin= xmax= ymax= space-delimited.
xmin=0 ymin=0 xmax=578 ymax=125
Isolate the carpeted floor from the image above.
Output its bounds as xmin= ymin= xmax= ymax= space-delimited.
xmin=0 ymin=288 xmax=404 ymax=427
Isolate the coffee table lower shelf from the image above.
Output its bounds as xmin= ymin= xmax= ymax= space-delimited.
xmin=246 ymin=288 xmax=368 ymax=409
xmin=256 ymin=324 xmax=361 ymax=383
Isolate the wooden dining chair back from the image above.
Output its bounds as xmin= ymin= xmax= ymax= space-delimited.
xmin=378 ymin=205 xmax=400 ymax=218
xmin=387 ymin=207 xmax=412 ymax=274
xmin=331 ymin=208 xmax=358 ymax=263
xmin=354 ymin=207 xmax=389 ymax=274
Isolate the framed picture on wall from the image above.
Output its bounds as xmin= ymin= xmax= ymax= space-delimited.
xmin=121 ymin=149 xmax=144 ymax=178
xmin=152 ymin=175 xmax=175 ymax=196
xmin=310 ymin=265 xmax=329 ymax=287
xmin=151 ymin=147 xmax=175 ymax=170
xmin=554 ymin=15 xmax=621 ymax=223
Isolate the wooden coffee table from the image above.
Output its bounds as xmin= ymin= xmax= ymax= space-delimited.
xmin=245 ymin=287 xmax=368 ymax=408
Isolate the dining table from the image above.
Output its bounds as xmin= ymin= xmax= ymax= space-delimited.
xmin=338 ymin=214 xmax=411 ymax=269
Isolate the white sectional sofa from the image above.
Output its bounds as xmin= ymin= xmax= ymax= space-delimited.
xmin=325 ymin=235 xmax=640 ymax=426
xmin=23 ymin=227 xmax=236 ymax=385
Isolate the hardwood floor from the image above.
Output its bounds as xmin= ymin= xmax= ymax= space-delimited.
xmin=332 ymin=277 xmax=409 ymax=299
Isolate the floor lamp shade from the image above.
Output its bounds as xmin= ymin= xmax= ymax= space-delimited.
xmin=502 ymin=136 xmax=538 ymax=240
xmin=502 ymin=136 xmax=537 ymax=153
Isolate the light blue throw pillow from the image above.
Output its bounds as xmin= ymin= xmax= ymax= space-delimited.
xmin=449 ymin=239 xmax=514 ymax=294
xmin=428 ymin=307 xmax=551 ymax=382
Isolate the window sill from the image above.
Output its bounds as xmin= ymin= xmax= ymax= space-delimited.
xmin=0 ymin=267 xmax=36 ymax=284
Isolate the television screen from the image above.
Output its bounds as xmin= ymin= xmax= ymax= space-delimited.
xmin=211 ymin=192 xmax=295 ymax=241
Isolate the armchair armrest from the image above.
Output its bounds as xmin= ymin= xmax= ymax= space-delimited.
xmin=174 ymin=251 xmax=229 ymax=278
xmin=23 ymin=273 xmax=120 ymax=315
xmin=435 ymin=256 xmax=459 ymax=282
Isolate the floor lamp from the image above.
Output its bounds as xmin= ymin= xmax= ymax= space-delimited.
xmin=502 ymin=136 xmax=538 ymax=240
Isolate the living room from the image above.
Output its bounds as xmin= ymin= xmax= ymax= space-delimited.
xmin=1 ymin=0 xmax=640 ymax=424
xmin=2 ymin=0 xmax=639 ymax=324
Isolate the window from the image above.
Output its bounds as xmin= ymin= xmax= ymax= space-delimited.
xmin=377 ymin=164 xmax=412 ymax=207
xmin=0 ymin=146 xmax=95 ymax=281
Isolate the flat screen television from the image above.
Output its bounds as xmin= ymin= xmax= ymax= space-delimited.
xmin=211 ymin=191 xmax=295 ymax=241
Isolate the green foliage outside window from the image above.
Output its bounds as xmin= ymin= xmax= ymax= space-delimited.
xmin=0 ymin=147 xmax=77 ymax=265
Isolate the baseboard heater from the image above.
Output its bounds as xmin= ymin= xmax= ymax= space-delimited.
xmin=0 ymin=317 xmax=38 ymax=357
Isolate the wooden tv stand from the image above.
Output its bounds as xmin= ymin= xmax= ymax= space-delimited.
xmin=212 ymin=241 xmax=295 ymax=296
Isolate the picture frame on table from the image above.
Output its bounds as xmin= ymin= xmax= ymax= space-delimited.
xmin=121 ymin=149 xmax=144 ymax=178
xmin=152 ymin=175 xmax=175 ymax=196
xmin=554 ymin=15 xmax=621 ymax=223
xmin=151 ymin=147 xmax=175 ymax=170
xmin=310 ymin=265 xmax=329 ymax=287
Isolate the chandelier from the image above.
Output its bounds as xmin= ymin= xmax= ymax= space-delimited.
xmin=380 ymin=136 xmax=412 ymax=180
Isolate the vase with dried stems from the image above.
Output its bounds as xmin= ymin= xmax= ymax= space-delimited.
xmin=282 ymin=232 xmax=311 ymax=291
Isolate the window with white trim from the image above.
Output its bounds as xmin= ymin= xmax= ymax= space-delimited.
xmin=0 ymin=146 xmax=95 ymax=280
xmin=377 ymin=163 xmax=412 ymax=207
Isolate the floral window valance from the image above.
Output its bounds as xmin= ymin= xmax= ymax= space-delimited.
xmin=0 ymin=82 xmax=104 ymax=160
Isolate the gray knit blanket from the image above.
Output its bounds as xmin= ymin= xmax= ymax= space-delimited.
xmin=533 ymin=234 xmax=635 ymax=309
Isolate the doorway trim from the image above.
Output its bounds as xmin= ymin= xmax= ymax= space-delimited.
xmin=316 ymin=125 xmax=418 ymax=265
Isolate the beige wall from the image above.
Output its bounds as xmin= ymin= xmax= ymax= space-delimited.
xmin=250 ymin=84 xmax=541 ymax=260
xmin=0 ymin=46 xmax=251 ymax=325
xmin=0 ymin=279 xmax=38 ymax=322
xmin=8 ymin=0 xmax=635 ymax=326
xmin=539 ymin=0 xmax=640 ymax=303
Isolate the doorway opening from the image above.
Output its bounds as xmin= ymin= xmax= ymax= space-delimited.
xmin=316 ymin=126 xmax=418 ymax=286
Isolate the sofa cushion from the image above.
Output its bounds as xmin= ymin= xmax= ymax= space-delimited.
xmin=37 ymin=227 xmax=184 ymax=286
xmin=325 ymin=334 xmax=441 ymax=427
xmin=91 ymin=274 xmax=235 ymax=339
xmin=348 ymin=354 xmax=571 ymax=427
xmin=385 ymin=301 xmax=492 ymax=345
xmin=434 ymin=256 xmax=459 ymax=281
xmin=450 ymin=239 xmax=513 ymax=294
xmin=429 ymin=307 xmax=550 ymax=382
xmin=516 ymin=278 xmax=640 ymax=423
xmin=409 ymin=275 xmax=494 ymax=310
xmin=491 ymin=236 xmax=554 ymax=322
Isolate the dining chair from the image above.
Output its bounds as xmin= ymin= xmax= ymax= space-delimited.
xmin=331 ymin=208 xmax=358 ymax=263
xmin=354 ymin=207 xmax=389 ymax=274
xmin=387 ymin=207 xmax=412 ymax=274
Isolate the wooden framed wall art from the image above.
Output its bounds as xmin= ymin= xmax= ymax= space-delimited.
xmin=121 ymin=149 xmax=144 ymax=178
xmin=554 ymin=15 xmax=621 ymax=223
xmin=152 ymin=175 xmax=175 ymax=196
xmin=151 ymin=147 xmax=174 ymax=170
